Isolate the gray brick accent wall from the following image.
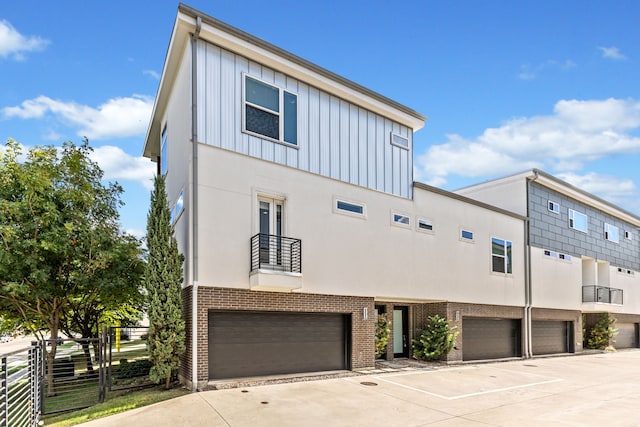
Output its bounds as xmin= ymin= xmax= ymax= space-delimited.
xmin=529 ymin=182 xmax=640 ymax=271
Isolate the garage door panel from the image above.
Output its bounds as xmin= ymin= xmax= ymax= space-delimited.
xmin=532 ymin=321 xmax=569 ymax=355
xmin=463 ymin=318 xmax=521 ymax=361
xmin=615 ymin=323 xmax=638 ymax=349
xmin=209 ymin=311 xmax=348 ymax=379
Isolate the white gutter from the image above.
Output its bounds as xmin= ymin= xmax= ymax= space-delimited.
xmin=191 ymin=15 xmax=201 ymax=391
xmin=523 ymin=170 xmax=540 ymax=358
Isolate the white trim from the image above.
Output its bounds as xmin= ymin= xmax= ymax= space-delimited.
xmin=459 ymin=228 xmax=474 ymax=243
xmin=333 ymin=196 xmax=367 ymax=219
xmin=604 ymin=222 xmax=619 ymax=243
xmin=568 ymin=209 xmax=588 ymax=233
xmin=491 ymin=236 xmax=513 ymax=275
xmin=390 ymin=132 xmax=409 ymax=150
xmin=547 ymin=200 xmax=559 ymax=214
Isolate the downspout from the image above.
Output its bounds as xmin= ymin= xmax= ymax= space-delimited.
xmin=524 ymin=170 xmax=540 ymax=358
xmin=191 ymin=15 xmax=201 ymax=391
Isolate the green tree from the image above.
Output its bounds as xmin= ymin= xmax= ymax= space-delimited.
xmin=0 ymin=139 xmax=142 ymax=393
xmin=375 ymin=313 xmax=391 ymax=358
xmin=144 ymin=174 xmax=185 ymax=389
xmin=585 ymin=313 xmax=618 ymax=350
xmin=412 ymin=315 xmax=458 ymax=361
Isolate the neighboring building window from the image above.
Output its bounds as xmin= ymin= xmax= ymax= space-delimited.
xmin=391 ymin=212 xmax=410 ymax=228
xmin=417 ymin=218 xmax=434 ymax=234
xmin=569 ymin=209 xmax=588 ymax=233
xmin=243 ymin=74 xmax=297 ymax=146
xmin=548 ymin=200 xmax=559 ymax=214
xmin=170 ymin=190 xmax=184 ymax=225
xmin=334 ymin=197 xmax=366 ymax=218
xmin=390 ymin=133 xmax=409 ymax=150
xmin=543 ymin=249 xmax=557 ymax=258
xmin=625 ymin=230 xmax=632 ymax=240
xmin=160 ymin=125 xmax=168 ymax=176
xmin=604 ymin=223 xmax=619 ymax=243
xmin=460 ymin=229 xmax=474 ymax=242
xmin=491 ymin=237 xmax=512 ymax=274
xmin=558 ymin=253 xmax=572 ymax=262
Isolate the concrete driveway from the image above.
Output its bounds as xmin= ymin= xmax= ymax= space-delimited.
xmin=80 ymin=351 xmax=640 ymax=426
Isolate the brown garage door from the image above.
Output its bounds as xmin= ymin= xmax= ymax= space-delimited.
xmin=532 ymin=321 xmax=572 ymax=355
xmin=463 ymin=318 xmax=521 ymax=361
xmin=208 ymin=311 xmax=350 ymax=380
xmin=615 ymin=323 xmax=639 ymax=349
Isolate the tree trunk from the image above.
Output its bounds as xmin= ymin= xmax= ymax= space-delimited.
xmin=165 ymin=373 xmax=171 ymax=390
xmin=81 ymin=341 xmax=94 ymax=374
xmin=46 ymin=341 xmax=57 ymax=397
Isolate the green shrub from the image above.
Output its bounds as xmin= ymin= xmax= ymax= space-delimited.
xmin=586 ymin=313 xmax=618 ymax=350
xmin=114 ymin=358 xmax=153 ymax=379
xmin=412 ymin=315 xmax=458 ymax=361
xmin=375 ymin=313 xmax=391 ymax=357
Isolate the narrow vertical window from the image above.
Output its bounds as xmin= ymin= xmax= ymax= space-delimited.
xmin=160 ymin=125 xmax=168 ymax=176
xmin=492 ymin=237 xmax=512 ymax=274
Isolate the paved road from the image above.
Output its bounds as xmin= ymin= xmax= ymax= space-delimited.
xmin=81 ymin=351 xmax=640 ymax=426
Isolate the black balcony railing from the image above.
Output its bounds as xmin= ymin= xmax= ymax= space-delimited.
xmin=250 ymin=233 xmax=302 ymax=273
xmin=582 ymin=285 xmax=624 ymax=305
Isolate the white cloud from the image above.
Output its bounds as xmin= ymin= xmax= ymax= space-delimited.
xmin=0 ymin=20 xmax=49 ymax=60
xmin=416 ymin=98 xmax=640 ymax=186
xmin=124 ymin=228 xmax=146 ymax=240
xmin=517 ymin=59 xmax=576 ymax=80
xmin=89 ymin=145 xmax=156 ymax=190
xmin=2 ymin=95 xmax=153 ymax=140
xmin=557 ymin=172 xmax=637 ymax=207
xmin=598 ymin=46 xmax=626 ymax=60
xmin=143 ymin=69 xmax=160 ymax=80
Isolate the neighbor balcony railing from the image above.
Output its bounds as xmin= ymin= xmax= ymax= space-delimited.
xmin=250 ymin=233 xmax=302 ymax=274
xmin=582 ymin=285 xmax=623 ymax=305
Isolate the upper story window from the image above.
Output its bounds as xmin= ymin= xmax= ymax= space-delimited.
xmin=569 ymin=209 xmax=588 ymax=233
xmin=243 ymin=74 xmax=297 ymax=146
xmin=604 ymin=223 xmax=619 ymax=243
xmin=416 ymin=218 xmax=434 ymax=234
xmin=334 ymin=197 xmax=366 ymax=218
xmin=160 ymin=125 xmax=168 ymax=176
xmin=460 ymin=229 xmax=474 ymax=242
xmin=625 ymin=230 xmax=633 ymax=240
xmin=390 ymin=133 xmax=409 ymax=150
xmin=170 ymin=190 xmax=184 ymax=226
xmin=548 ymin=200 xmax=560 ymax=214
xmin=391 ymin=212 xmax=410 ymax=228
xmin=491 ymin=237 xmax=512 ymax=274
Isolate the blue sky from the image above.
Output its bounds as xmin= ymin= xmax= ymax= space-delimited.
xmin=2 ymin=1 xmax=640 ymax=237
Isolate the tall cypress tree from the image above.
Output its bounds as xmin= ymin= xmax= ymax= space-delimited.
xmin=144 ymin=174 xmax=185 ymax=389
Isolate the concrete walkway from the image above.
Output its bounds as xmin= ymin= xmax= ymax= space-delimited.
xmin=80 ymin=351 xmax=640 ymax=426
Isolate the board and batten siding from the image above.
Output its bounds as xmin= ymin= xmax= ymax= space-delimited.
xmin=196 ymin=40 xmax=413 ymax=198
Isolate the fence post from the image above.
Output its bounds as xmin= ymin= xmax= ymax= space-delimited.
xmin=1 ymin=356 xmax=7 ymax=427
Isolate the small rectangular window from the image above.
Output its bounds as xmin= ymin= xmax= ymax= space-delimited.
xmin=170 ymin=190 xmax=184 ymax=225
xmin=625 ymin=230 xmax=632 ymax=240
xmin=569 ymin=209 xmax=588 ymax=233
xmin=243 ymin=74 xmax=297 ymax=146
xmin=391 ymin=212 xmax=410 ymax=227
xmin=417 ymin=218 xmax=434 ymax=233
xmin=334 ymin=198 xmax=366 ymax=218
xmin=460 ymin=229 xmax=474 ymax=241
xmin=160 ymin=125 xmax=168 ymax=176
xmin=548 ymin=200 xmax=559 ymax=214
xmin=543 ymin=250 xmax=557 ymax=258
xmin=390 ymin=133 xmax=409 ymax=149
xmin=604 ymin=223 xmax=619 ymax=243
xmin=558 ymin=253 xmax=572 ymax=262
xmin=492 ymin=237 xmax=512 ymax=274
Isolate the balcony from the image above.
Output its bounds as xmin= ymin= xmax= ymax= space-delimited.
xmin=582 ymin=285 xmax=623 ymax=305
xmin=249 ymin=233 xmax=302 ymax=292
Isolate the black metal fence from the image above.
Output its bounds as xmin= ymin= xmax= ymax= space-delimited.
xmin=250 ymin=233 xmax=302 ymax=273
xmin=0 ymin=347 xmax=41 ymax=427
xmin=106 ymin=326 xmax=153 ymax=392
xmin=582 ymin=285 xmax=624 ymax=305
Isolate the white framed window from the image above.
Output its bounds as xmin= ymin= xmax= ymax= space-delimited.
xmin=390 ymin=132 xmax=409 ymax=150
xmin=548 ymin=200 xmax=559 ymax=214
xmin=242 ymin=74 xmax=297 ymax=146
xmin=160 ymin=124 xmax=168 ymax=176
xmin=416 ymin=218 xmax=434 ymax=234
xmin=491 ymin=237 xmax=512 ymax=274
xmin=604 ymin=223 xmax=619 ymax=243
xmin=625 ymin=230 xmax=633 ymax=240
xmin=460 ymin=228 xmax=474 ymax=242
xmin=333 ymin=197 xmax=366 ymax=219
xmin=569 ymin=209 xmax=588 ymax=233
xmin=543 ymin=249 xmax=557 ymax=258
xmin=170 ymin=190 xmax=184 ymax=226
xmin=391 ymin=211 xmax=410 ymax=228
xmin=617 ymin=267 xmax=635 ymax=276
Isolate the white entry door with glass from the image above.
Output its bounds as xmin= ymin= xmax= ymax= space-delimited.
xmin=259 ymin=197 xmax=284 ymax=269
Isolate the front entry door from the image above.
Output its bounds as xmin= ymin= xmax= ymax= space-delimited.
xmin=259 ymin=197 xmax=284 ymax=267
xmin=393 ymin=307 xmax=409 ymax=357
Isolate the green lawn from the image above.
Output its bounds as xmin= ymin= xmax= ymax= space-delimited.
xmin=42 ymin=386 xmax=190 ymax=426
